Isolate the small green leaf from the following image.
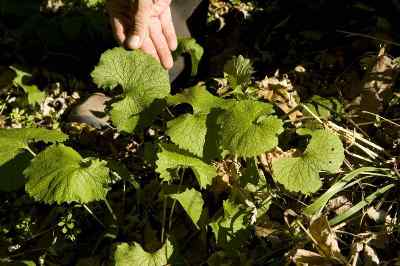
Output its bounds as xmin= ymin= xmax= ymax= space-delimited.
xmin=219 ymin=100 xmax=283 ymax=157
xmin=24 ymin=144 xmax=110 ymax=204
xmin=114 ymin=239 xmax=173 ymax=266
xmin=91 ymin=48 xmax=170 ymax=132
xmin=0 ymin=128 xmax=68 ymax=166
xmin=303 ymin=95 xmax=343 ymax=120
xmin=272 ymin=130 xmax=345 ymax=194
xmin=156 ymin=145 xmax=216 ymax=188
xmin=224 ymin=55 xmax=254 ymax=89
xmin=210 ymin=199 xmax=249 ymax=245
xmin=10 ymin=66 xmax=45 ymax=106
xmin=173 ymin=38 xmax=204 ymax=76
xmin=169 ymin=188 xmax=204 ymax=228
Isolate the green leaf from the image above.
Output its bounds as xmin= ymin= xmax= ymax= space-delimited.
xmin=156 ymin=145 xmax=216 ymax=188
xmin=166 ymin=114 xmax=207 ymax=158
xmin=10 ymin=66 xmax=45 ymax=106
xmin=167 ymin=85 xmax=226 ymax=114
xmin=114 ymin=239 xmax=173 ymax=266
xmin=224 ymin=55 xmax=254 ymax=89
xmin=210 ymin=199 xmax=249 ymax=245
xmin=218 ymin=100 xmax=283 ymax=157
xmin=0 ymin=152 xmax=32 ymax=192
xmin=173 ymin=38 xmax=204 ymax=76
xmin=169 ymin=188 xmax=204 ymax=228
xmin=166 ymin=86 xmax=229 ymax=158
xmin=91 ymin=47 xmax=170 ymax=132
xmin=0 ymin=128 xmax=68 ymax=166
xmin=272 ymin=130 xmax=345 ymax=194
xmin=303 ymin=95 xmax=343 ymax=120
xmin=24 ymin=144 xmax=110 ymax=204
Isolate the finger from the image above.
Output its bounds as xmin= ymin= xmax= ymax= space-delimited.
xmin=160 ymin=7 xmax=177 ymax=51
xmin=141 ymin=35 xmax=160 ymax=63
xmin=125 ymin=0 xmax=152 ymax=49
xmin=149 ymin=18 xmax=174 ymax=69
xmin=110 ymin=17 xmax=126 ymax=45
xmin=152 ymin=0 xmax=172 ymax=16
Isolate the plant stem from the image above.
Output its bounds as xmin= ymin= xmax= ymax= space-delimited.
xmin=168 ymin=168 xmax=185 ymax=232
xmin=83 ymin=204 xmax=105 ymax=228
xmin=105 ymin=199 xmax=117 ymax=222
xmin=25 ymin=146 xmax=37 ymax=157
xmin=161 ymin=196 xmax=167 ymax=243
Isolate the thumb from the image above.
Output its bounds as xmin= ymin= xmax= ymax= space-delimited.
xmin=125 ymin=0 xmax=152 ymax=49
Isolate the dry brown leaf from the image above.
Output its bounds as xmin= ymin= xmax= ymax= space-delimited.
xmin=363 ymin=244 xmax=380 ymax=266
xmin=292 ymin=249 xmax=337 ymax=266
xmin=258 ymin=71 xmax=303 ymax=125
xmin=351 ymin=46 xmax=400 ymax=122
xmin=327 ymin=195 xmax=352 ymax=215
xmin=309 ymin=216 xmax=345 ymax=262
xmin=211 ymin=159 xmax=240 ymax=194
xmin=367 ymin=206 xmax=387 ymax=224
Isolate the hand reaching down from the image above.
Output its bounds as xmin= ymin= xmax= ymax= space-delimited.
xmin=107 ymin=0 xmax=177 ymax=69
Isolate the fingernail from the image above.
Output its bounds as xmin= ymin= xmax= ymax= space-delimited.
xmin=127 ymin=35 xmax=140 ymax=49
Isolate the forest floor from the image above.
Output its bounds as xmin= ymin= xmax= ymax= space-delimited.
xmin=1 ymin=0 xmax=400 ymax=265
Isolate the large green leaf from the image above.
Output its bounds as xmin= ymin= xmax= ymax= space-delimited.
xmin=0 ymin=128 xmax=68 ymax=166
xmin=91 ymin=47 xmax=170 ymax=132
xmin=156 ymin=145 xmax=216 ymax=188
xmin=10 ymin=66 xmax=45 ymax=106
xmin=24 ymin=144 xmax=110 ymax=204
xmin=169 ymin=188 xmax=204 ymax=228
xmin=218 ymin=100 xmax=284 ymax=157
xmin=114 ymin=240 xmax=173 ymax=266
xmin=272 ymin=130 xmax=345 ymax=194
xmin=166 ymin=86 xmax=228 ymax=158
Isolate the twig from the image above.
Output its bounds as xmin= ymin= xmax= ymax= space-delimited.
xmin=337 ymin=30 xmax=400 ymax=46
xmin=361 ymin=111 xmax=400 ymax=127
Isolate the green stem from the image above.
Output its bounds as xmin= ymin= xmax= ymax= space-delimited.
xmin=161 ymin=197 xmax=168 ymax=243
xmin=168 ymin=168 xmax=185 ymax=232
xmin=105 ymin=199 xmax=118 ymax=222
xmin=25 ymin=145 xmax=37 ymax=157
xmin=83 ymin=204 xmax=105 ymax=228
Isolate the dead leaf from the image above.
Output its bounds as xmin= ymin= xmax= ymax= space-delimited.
xmin=351 ymin=46 xmax=400 ymax=122
xmin=292 ymin=249 xmax=337 ymax=266
xmin=309 ymin=216 xmax=346 ymax=262
xmin=363 ymin=244 xmax=380 ymax=266
xmin=327 ymin=196 xmax=352 ymax=215
xmin=258 ymin=71 xmax=303 ymax=125
xmin=367 ymin=206 xmax=387 ymax=224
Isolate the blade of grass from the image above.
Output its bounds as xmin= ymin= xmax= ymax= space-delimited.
xmin=329 ymin=183 xmax=395 ymax=226
xmin=304 ymin=167 xmax=381 ymax=216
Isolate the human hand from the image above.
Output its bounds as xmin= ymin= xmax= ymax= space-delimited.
xmin=107 ymin=0 xmax=177 ymax=69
